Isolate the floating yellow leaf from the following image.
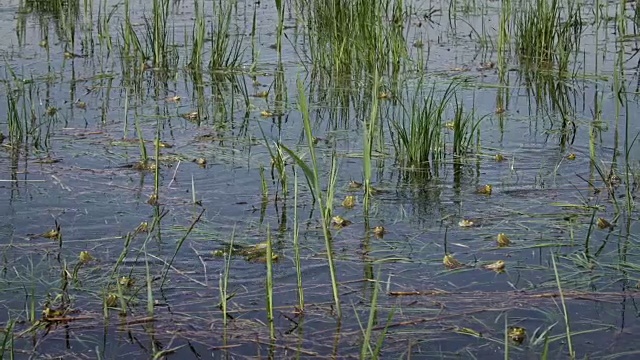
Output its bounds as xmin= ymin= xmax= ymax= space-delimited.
xmin=566 ymin=153 xmax=576 ymax=160
xmin=260 ymin=110 xmax=274 ymax=117
xmin=495 ymin=153 xmax=505 ymax=162
xmin=454 ymin=327 xmax=483 ymax=337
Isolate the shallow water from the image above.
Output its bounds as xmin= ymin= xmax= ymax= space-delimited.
xmin=1 ymin=0 xmax=640 ymax=358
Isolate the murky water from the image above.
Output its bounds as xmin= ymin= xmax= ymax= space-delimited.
xmin=1 ymin=0 xmax=640 ymax=358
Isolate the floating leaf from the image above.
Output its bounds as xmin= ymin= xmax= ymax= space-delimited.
xmin=454 ymin=327 xmax=483 ymax=337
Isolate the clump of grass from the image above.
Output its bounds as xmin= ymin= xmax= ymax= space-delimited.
xmin=515 ymin=0 xmax=582 ymax=73
xmin=187 ymin=0 xmax=206 ymax=72
xmin=302 ymin=0 xmax=408 ymax=82
xmin=392 ymin=81 xmax=457 ymax=177
xmin=147 ymin=0 xmax=172 ymax=69
xmin=209 ymin=0 xmax=244 ymax=70
xmin=451 ymin=99 xmax=483 ymax=159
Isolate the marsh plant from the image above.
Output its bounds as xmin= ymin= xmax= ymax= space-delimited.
xmin=392 ymin=82 xmax=458 ymax=177
xmin=515 ymin=0 xmax=582 ymax=73
xmin=301 ymin=0 xmax=408 ymax=82
xmin=280 ymin=80 xmax=342 ymax=318
xmin=209 ymin=0 xmax=244 ymax=70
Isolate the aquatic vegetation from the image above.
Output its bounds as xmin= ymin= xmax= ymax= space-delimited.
xmin=0 ymin=0 xmax=639 ymax=358
xmin=515 ymin=0 xmax=582 ymax=73
xmin=392 ymin=82 xmax=456 ymax=175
